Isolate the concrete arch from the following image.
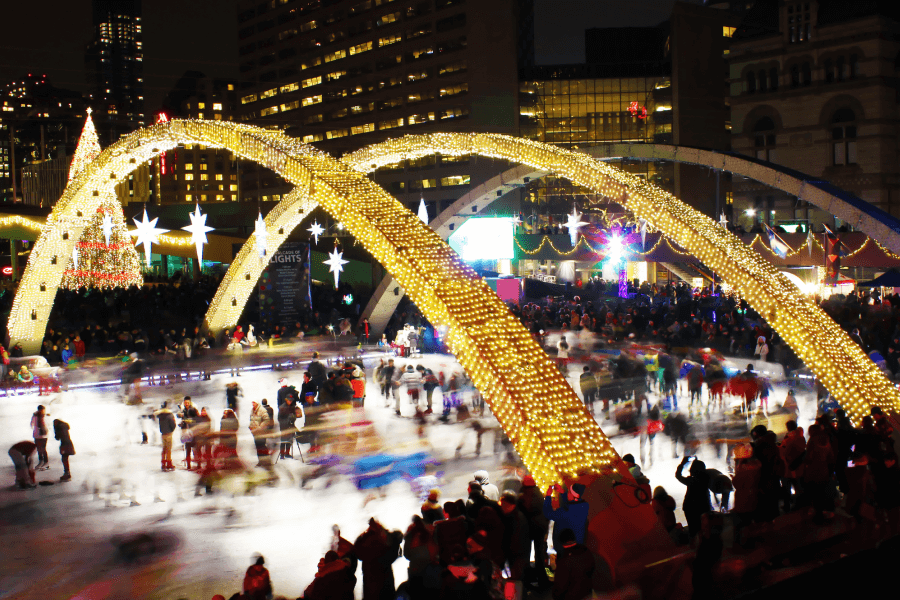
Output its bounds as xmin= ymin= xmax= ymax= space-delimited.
xmin=818 ymin=93 xmax=867 ymax=126
xmin=12 ymin=121 xmax=621 ymax=488
xmin=342 ymin=134 xmax=899 ymax=423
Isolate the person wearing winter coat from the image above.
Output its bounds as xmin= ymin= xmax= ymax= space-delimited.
xmin=249 ymin=400 xmax=273 ymax=465
xmin=434 ymin=501 xmax=469 ymax=565
xmin=179 ymin=397 xmax=201 ymax=470
xmin=473 ymin=470 xmax=500 ymax=502
xmin=404 ymin=515 xmax=439 ymax=600
xmin=517 ymin=475 xmax=550 ymax=588
xmin=73 ymin=335 xmax=86 ymax=360
xmin=421 ymin=489 xmax=445 ymax=525
xmin=779 ymin=421 xmax=806 ymax=511
xmin=243 ymin=555 xmax=272 ymax=600
xmin=155 ymin=402 xmax=177 ymax=471
xmin=354 ymin=518 xmax=403 ymax=600
xmin=754 ymin=336 xmax=769 ymax=362
xmin=9 ymin=440 xmax=37 ymax=489
xmin=552 ymin=528 xmax=594 ymax=600
xmin=731 ymin=445 xmax=761 ymax=547
xmin=53 ymin=419 xmax=75 ymax=481
xmin=803 ymin=424 xmax=836 ymax=523
xmin=30 ymin=405 xmax=50 ymax=470
xmin=651 ymin=486 xmax=677 ymax=533
xmin=675 ymin=456 xmax=711 ymax=538
xmin=398 ymin=365 xmax=422 ymax=415
xmin=277 ymin=397 xmax=296 ymax=459
xmin=579 ymin=367 xmax=597 ymax=412
xmin=194 ymin=407 xmax=213 ymax=470
xmin=303 ymin=550 xmax=356 ymax=600
xmin=499 ymin=493 xmax=531 ymax=600
xmin=543 ymin=482 xmax=590 ymax=550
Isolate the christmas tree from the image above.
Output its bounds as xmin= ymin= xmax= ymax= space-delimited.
xmin=61 ymin=196 xmax=144 ymax=290
xmin=60 ymin=108 xmax=143 ymax=290
xmin=68 ymin=108 xmax=101 ymax=181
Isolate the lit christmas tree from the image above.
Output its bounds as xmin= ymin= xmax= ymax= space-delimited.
xmin=61 ymin=196 xmax=144 ymax=290
xmin=68 ymin=108 xmax=101 ymax=181
xmin=60 ymin=108 xmax=143 ymax=290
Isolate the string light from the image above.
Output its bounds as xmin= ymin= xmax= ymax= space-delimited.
xmin=12 ymin=121 xmax=900 ymax=491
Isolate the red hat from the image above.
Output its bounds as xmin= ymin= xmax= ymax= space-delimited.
xmin=522 ymin=475 xmax=536 ymax=488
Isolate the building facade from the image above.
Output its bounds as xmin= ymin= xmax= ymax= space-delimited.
xmin=729 ymin=0 xmax=900 ymax=228
xmin=85 ymin=0 xmax=145 ymax=143
xmin=234 ymin=0 xmax=522 ymax=215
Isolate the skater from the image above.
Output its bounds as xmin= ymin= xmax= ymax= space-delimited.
xmin=278 ymin=396 xmax=297 ymax=459
xmin=226 ymin=381 xmax=243 ymax=414
xmin=179 ymin=397 xmax=200 ymax=470
xmin=155 ymin=402 xmax=177 ymax=471
xmin=380 ymin=359 xmax=396 ymax=406
xmin=556 ymin=336 xmax=569 ymax=374
xmin=579 ymin=366 xmax=597 ymax=413
xmin=420 ymin=366 xmax=440 ymax=414
xmin=8 ymin=440 xmax=37 ymax=489
xmin=399 ymin=364 xmax=422 ymax=415
xmin=53 ymin=419 xmax=75 ymax=481
xmin=243 ymin=554 xmax=273 ymax=600
xmin=249 ymin=400 xmax=273 ymax=467
xmin=641 ymin=406 xmax=664 ymax=468
xmin=30 ymin=405 xmax=50 ymax=471
xmin=195 ymin=407 xmax=213 ymax=470
xmin=301 ymin=371 xmax=318 ymax=405
xmin=308 ymin=351 xmax=328 ymax=389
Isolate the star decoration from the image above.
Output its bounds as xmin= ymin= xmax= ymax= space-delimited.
xmin=417 ymin=197 xmax=429 ymax=224
xmin=308 ymin=221 xmax=324 ymax=244
xmin=182 ymin=203 xmax=214 ymax=265
xmin=562 ymin=206 xmax=588 ymax=246
xmin=101 ymin=213 xmax=113 ymax=247
xmin=254 ymin=212 xmax=268 ymax=259
xmin=719 ymin=212 xmax=729 ymax=229
xmin=72 ymin=245 xmax=79 ymax=269
xmin=132 ymin=208 xmax=169 ymax=268
xmin=324 ymin=247 xmax=349 ymax=288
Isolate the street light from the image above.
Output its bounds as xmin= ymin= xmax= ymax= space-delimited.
xmin=745 ymin=208 xmax=756 ymax=217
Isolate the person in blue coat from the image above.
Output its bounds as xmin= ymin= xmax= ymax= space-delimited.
xmin=542 ymin=482 xmax=590 ymax=551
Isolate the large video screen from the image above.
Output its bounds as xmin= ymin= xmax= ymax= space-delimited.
xmin=448 ymin=217 xmax=514 ymax=262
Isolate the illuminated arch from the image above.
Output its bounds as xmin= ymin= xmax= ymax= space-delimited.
xmin=338 ymin=133 xmax=900 ymax=424
xmin=11 ymin=121 xmax=618 ymax=488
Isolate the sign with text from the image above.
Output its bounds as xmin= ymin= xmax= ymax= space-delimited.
xmin=259 ymin=242 xmax=311 ymax=330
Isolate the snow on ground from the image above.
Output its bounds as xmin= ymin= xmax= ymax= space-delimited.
xmin=0 ymin=342 xmax=822 ymax=600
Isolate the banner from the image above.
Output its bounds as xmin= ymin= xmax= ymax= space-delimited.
xmin=259 ymin=242 xmax=311 ymax=330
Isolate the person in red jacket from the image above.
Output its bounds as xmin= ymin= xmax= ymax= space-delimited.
xmin=304 ymin=550 xmax=356 ymax=600
xmin=731 ymin=444 xmax=760 ymax=548
xmin=243 ymin=554 xmax=272 ymax=600
xmin=72 ymin=335 xmax=86 ymax=361
xmin=779 ymin=421 xmax=806 ymax=512
xmin=803 ymin=424 xmax=836 ymax=524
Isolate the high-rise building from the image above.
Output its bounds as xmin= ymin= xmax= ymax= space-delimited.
xmin=234 ymin=0 xmax=523 ymax=216
xmin=85 ymin=0 xmax=145 ymax=144
xmin=0 ymin=74 xmax=87 ymax=205
xmin=728 ymin=0 xmax=900 ymax=227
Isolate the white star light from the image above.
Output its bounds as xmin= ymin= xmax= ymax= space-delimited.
xmin=72 ymin=245 xmax=79 ymax=269
xmin=324 ymin=247 xmax=349 ymax=288
xmin=308 ymin=221 xmax=324 ymax=244
xmin=132 ymin=208 xmax=169 ymax=268
xmin=417 ymin=197 xmax=429 ymax=224
xmin=254 ymin=212 xmax=268 ymax=259
xmin=101 ymin=213 xmax=113 ymax=246
xmin=719 ymin=212 xmax=729 ymax=229
xmin=182 ymin=203 xmax=214 ymax=265
xmin=563 ymin=206 xmax=588 ymax=246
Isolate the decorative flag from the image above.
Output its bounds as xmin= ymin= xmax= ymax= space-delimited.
xmin=324 ymin=247 xmax=349 ymax=288
xmin=131 ymin=208 xmax=169 ymax=268
xmin=417 ymin=197 xmax=429 ymax=224
xmin=254 ymin=212 xmax=268 ymax=259
xmin=823 ymin=224 xmax=846 ymax=282
xmin=182 ymin=203 xmax=215 ymax=265
xmin=763 ymin=223 xmax=790 ymax=259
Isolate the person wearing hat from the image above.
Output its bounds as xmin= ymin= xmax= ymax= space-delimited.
xmin=543 ymin=481 xmax=590 ymax=550
xmin=155 ymin=401 xmax=177 ymax=471
xmin=421 ymin=489 xmax=444 ymax=525
xmin=17 ymin=365 xmax=34 ymax=384
xmin=753 ymin=336 xmax=769 ymax=363
xmin=517 ymin=475 xmax=550 ymax=588
xmin=500 ymin=492 xmax=531 ymax=600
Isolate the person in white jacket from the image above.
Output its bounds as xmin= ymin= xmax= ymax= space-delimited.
xmin=397 ymin=365 xmax=422 ymax=415
xmin=754 ymin=336 xmax=769 ymax=363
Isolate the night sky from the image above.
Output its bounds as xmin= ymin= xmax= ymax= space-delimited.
xmin=0 ymin=0 xmax=679 ymax=113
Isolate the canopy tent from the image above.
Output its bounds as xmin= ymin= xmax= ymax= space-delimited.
xmin=858 ymin=269 xmax=900 ymax=287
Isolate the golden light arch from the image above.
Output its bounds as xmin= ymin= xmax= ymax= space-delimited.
xmin=10 ymin=120 xmax=618 ymax=488
xmin=335 ymin=132 xmax=900 ymax=426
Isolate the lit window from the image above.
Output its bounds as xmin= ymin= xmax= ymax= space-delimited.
xmin=325 ymin=49 xmax=347 ymax=63
xmin=230 ymin=184 xmax=238 ymax=191
xmin=280 ymin=83 xmax=299 ymax=93
xmin=212 ymin=103 xmax=222 ymax=110
xmin=260 ymin=106 xmax=279 ymax=116
xmin=723 ymin=26 xmax=736 ymax=37
xmin=185 ymin=164 xmax=193 ymax=171
xmin=215 ymin=174 xmax=223 ymax=181
xmin=302 ymin=76 xmax=322 ymax=88
xmin=349 ymin=41 xmax=373 ymax=55
xmin=351 ymin=123 xmax=375 ymax=135
xmin=260 ymin=87 xmax=279 ymax=100
xmin=200 ymin=164 xmax=208 ymax=171
xmin=302 ymin=95 xmax=323 ymax=106
xmin=241 ymin=94 xmax=258 ymax=104
xmin=184 ymin=174 xmax=194 ymax=181
xmin=198 ymin=102 xmax=205 ymax=109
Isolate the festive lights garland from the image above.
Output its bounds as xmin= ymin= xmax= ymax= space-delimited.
xmin=11 ymin=121 xmax=900 ymax=490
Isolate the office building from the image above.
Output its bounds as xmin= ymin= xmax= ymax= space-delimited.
xmin=85 ymin=0 xmax=145 ymax=143
xmin=729 ymin=0 xmax=900 ymax=227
